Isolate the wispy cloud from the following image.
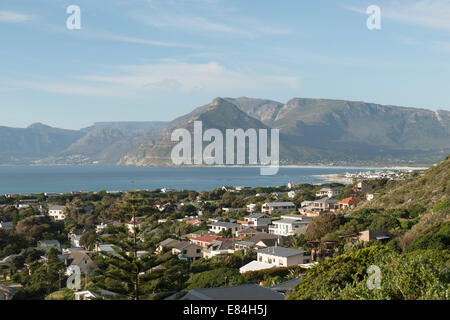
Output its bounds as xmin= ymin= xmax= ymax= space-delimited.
xmin=0 ymin=10 xmax=36 ymax=23
xmin=80 ymin=60 xmax=300 ymax=94
xmin=3 ymin=61 xmax=299 ymax=97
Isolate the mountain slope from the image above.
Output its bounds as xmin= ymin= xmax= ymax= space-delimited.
xmin=118 ymin=98 xmax=279 ymax=166
xmin=0 ymin=123 xmax=85 ymax=164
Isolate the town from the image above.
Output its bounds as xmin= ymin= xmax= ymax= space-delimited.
xmin=1 ymin=156 xmax=448 ymax=300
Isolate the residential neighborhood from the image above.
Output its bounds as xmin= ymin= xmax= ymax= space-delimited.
xmin=0 ymin=158 xmax=448 ymax=301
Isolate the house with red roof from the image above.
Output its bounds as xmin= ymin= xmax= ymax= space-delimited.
xmin=338 ymin=197 xmax=362 ymax=209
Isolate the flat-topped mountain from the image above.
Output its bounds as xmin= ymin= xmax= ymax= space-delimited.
xmin=0 ymin=97 xmax=448 ymax=166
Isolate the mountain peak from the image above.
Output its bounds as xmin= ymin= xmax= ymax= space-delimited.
xmin=27 ymin=123 xmax=51 ymax=129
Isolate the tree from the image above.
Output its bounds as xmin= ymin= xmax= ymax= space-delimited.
xmin=93 ymin=192 xmax=158 ymax=300
xmin=306 ymin=213 xmax=345 ymax=240
xmin=80 ymin=231 xmax=97 ymax=250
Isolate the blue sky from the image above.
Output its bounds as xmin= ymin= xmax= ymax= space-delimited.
xmin=1 ymin=0 xmax=450 ymax=129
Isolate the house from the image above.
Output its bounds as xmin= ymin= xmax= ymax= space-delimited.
xmin=287 ymin=182 xmax=299 ymax=189
xmin=74 ymin=289 xmax=118 ymax=300
xmin=310 ymin=197 xmax=339 ymax=212
xmin=165 ymin=283 xmax=284 ymax=301
xmin=366 ymin=193 xmax=380 ymax=201
xmin=95 ymin=244 xmax=119 ymax=256
xmin=37 ymin=240 xmax=61 ymax=251
xmin=186 ymin=219 xmax=201 ymax=226
xmin=246 ymin=204 xmax=257 ymax=213
xmin=287 ymin=190 xmax=299 ymax=198
xmin=357 ymin=230 xmax=390 ymax=242
xmin=300 ymin=200 xmax=313 ymax=207
xmin=270 ymin=277 xmax=303 ymax=296
xmin=168 ymin=283 xmax=284 ymax=300
xmin=0 ymin=284 xmax=22 ymax=300
xmin=202 ymin=239 xmax=235 ymax=258
xmin=241 ymin=213 xmax=272 ymax=228
xmin=209 ymin=221 xmax=240 ymax=235
xmin=190 ymin=235 xmax=233 ymax=248
xmin=126 ymin=218 xmax=146 ymax=233
xmin=355 ymin=180 xmax=371 ymax=193
xmin=239 ymin=260 xmax=275 ymax=273
xmin=261 ymin=202 xmax=296 ymax=214
xmin=0 ymin=221 xmax=13 ymax=231
xmin=171 ymin=242 xmax=202 ymax=262
xmin=235 ymin=227 xmax=260 ymax=239
xmin=315 ymin=187 xmax=340 ymax=198
xmin=156 ymin=238 xmax=184 ymax=254
xmin=257 ymin=246 xmax=306 ymax=267
xmin=222 ymin=207 xmax=244 ymax=213
xmin=234 ymin=232 xmax=287 ymax=252
xmin=268 ymin=215 xmax=312 ymax=236
xmin=221 ymin=186 xmax=236 ymax=192
xmin=65 ymin=250 xmax=97 ymax=275
xmin=338 ymin=197 xmax=362 ymax=209
xmin=48 ymin=205 xmax=66 ymax=221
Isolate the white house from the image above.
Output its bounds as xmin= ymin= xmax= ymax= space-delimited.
xmin=287 ymin=191 xmax=299 ymax=199
xmin=268 ymin=215 xmax=311 ymax=236
xmin=287 ymin=182 xmax=299 ymax=189
xmin=257 ymin=246 xmax=306 ymax=267
xmin=0 ymin=221 xmax=13 ymax=231
xmin=239 ymin=260 xmax=275 ymax=273
xmin=246 ymin=204 xmax=257 ymax=213
xmin=48 ymin=205 xmax=66 ymax=221
xmin=209 ymin=221 xmax=240 ymax=235
xmin=261 ymin=202 xmax=296 ymax=214
xmin=315 ymin=187 xmax=340 ymax=198
xmin=366 ymin=193 xmax=380 ymax=201
xmin=243 ymin=213 xmax=272 ymax=227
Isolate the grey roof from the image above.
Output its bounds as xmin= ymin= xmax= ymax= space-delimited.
xmin=314 ymin=197 xmax=339 ymax=204
xmin=318 ymin=187 xmax=339 ymax=192
xmin=48 ymin=205 xmax=66 ymax=210
xmin=263 ymin=202 xmax=295 ymax=207
xmin=245 ymin=213 xmax=270 ymax=219
xmin=257 ymin=246 xmax=305 ymax=257
xmin=248 ymin=233 xmax=280 ymax=243
xmin=209 ymin=221 xmax=240 ymax=228
xmin=177 ymin=284 xmax=284 ymax=300
xmin=273 ymin=218 xmax=310 ymax=225
xmin=235 ymin=240 xmax=255 ymax=247
xmin=270 ymin=277 xmax=303 ymax=293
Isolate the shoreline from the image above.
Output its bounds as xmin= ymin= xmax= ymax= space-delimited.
xmin=0 ymin=164 xmax=430 ymax=170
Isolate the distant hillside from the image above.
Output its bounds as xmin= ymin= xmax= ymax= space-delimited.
xmin=118 ymin=98 xmax=278 ymax=166
xmin=359 ymin=155 xmax=450 ymax=210
xmin=0 ymin=97 xmax=449 ymax=166
xmin=81 ymin=121 xmax=167 ymax=133
xmin=0 ymin=123 xmax=85 ymax=164
xmin=120 ymin=97 xmax=450 ymax=166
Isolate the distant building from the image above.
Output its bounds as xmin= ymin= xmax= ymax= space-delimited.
xmin=242 ymin=213 xmax=272 ymax=228
xmin=338 ymin=197 xmax=362 ymax=209
xmin=246 ymin=203 xmax=257 ymax=213
xmin=261 ymin=202 xmax=296 ymax=214
xmin=287 ymin=182 xmax=299 ymax=189
xmin=315 ymin=187 xmax=340 ymax=198
xmin=48 ymin=205 xmax=66 ymax=221
xmin=37 ymin=240 xmax=61 ymax=251
xmin=0 ymin=221 xmax=13 ymax=231
xmin=209 ymin=221 xmax=240 ymax=235
xmin=269 ymin=215 xmax=312 ymax=236
xmin=168 ymin=283 xmax=284 ymax=300
xmin=256 ymin=246 xmax=306 ymax=267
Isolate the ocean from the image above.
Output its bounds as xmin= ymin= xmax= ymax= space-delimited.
xmin=0 ymin=165 xmax=373 ymax=194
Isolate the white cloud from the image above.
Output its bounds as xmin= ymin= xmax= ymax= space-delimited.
xmin=0 ymin=10 xmax=36 ymax=23
xmin=80 ymin=61 xmax=300 ymax=95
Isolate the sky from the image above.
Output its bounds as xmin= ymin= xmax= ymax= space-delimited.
xmin=1 ymin=0 xmax=450 ymax=130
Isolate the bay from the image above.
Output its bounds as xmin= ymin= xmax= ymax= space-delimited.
xmin=0 ymin=165 xmax=374 ymax=194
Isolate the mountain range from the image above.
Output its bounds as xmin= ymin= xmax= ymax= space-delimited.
xmin=2 ymin=97 xmax=449 ymax=166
